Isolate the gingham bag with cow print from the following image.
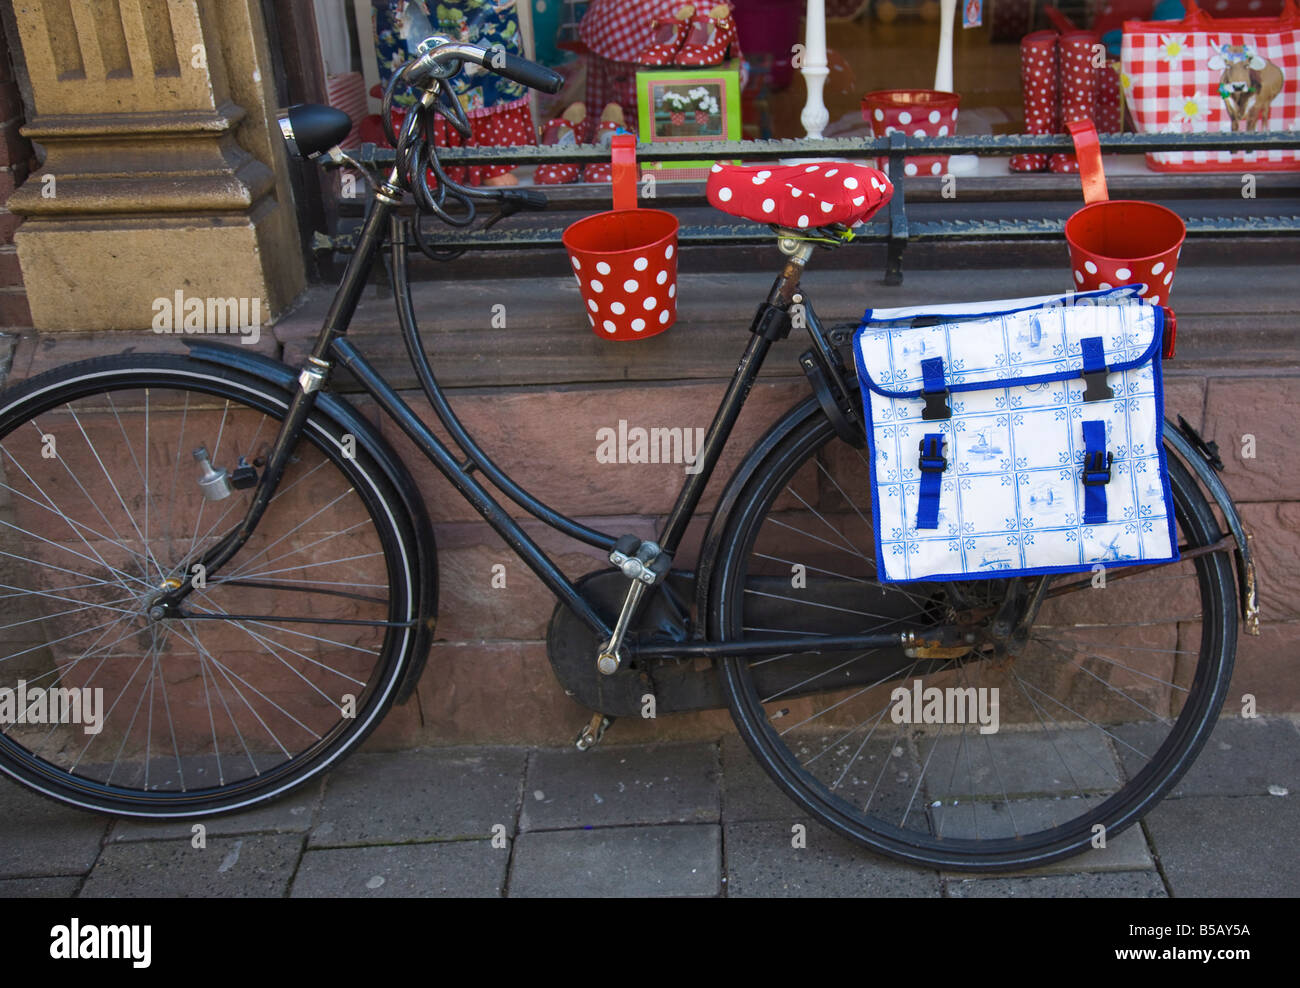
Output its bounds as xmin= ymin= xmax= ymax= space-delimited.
xmin=1121 ymin=0 xmax=1300 ymax=171
xmin=852 ymin=287 xmax=1179 ymax=584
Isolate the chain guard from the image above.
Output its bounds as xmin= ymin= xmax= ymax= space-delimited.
xmin=546 ymin=569 xmax=717 ymax=718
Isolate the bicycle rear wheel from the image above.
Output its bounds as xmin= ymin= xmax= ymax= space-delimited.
xmin=710 ymin=404 xmax=1237 ymax=871
xmin=0 ymin=354 xmax=420 ymax=817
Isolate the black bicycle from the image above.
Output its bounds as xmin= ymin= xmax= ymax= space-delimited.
xmin=0 ymin=38 xmax=1258 ymax=872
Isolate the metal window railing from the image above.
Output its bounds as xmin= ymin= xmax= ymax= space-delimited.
xmin=334 ymin=130 xmax=1300 ymax=282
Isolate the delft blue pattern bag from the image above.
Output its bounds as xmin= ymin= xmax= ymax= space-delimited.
xmin=852 ymin=286 xmax=1179 ymax=583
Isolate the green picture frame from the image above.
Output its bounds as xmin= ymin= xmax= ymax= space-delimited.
xmin=635 ymin=60 xmax=742 ymax=180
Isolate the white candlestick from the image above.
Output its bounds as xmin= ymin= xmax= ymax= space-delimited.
xmin=934 ymin=0 xmax=958 ymax=92
xmin=800 ymin=0 xmax=830 ymax=139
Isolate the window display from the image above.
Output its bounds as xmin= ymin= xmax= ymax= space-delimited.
xmin=370 ymin=1 xmax=537 ymax=186
xmin=1122 ymin=0 xmax=1299 ymax=170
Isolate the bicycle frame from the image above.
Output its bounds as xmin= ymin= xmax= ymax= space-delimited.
xmin=156 ymin=129 xmax=1258 ymax=666
xmin=150 ymin=173 xmax=942 ymax=662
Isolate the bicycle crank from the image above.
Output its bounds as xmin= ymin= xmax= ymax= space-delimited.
xmin=595 ymin=536 xmax=672 ymax=676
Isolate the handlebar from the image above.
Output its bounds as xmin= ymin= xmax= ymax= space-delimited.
xmin=361 ymin=36 xmax=560 ymax=247
xmin=400 ymin=38 xmax=563 ymax=95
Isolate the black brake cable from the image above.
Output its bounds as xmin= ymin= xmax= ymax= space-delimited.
xmin=381 ymin=50 xmax=536 ymax=262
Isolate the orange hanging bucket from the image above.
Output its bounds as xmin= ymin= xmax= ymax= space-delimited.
xmin=562 ymin=134 xmax=680 ymax=341
xmin=1063 ymin=120 xmax=1186 ymax=307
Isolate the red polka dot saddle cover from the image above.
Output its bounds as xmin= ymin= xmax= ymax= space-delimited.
xmin=705 ymin=161 xmax=893 ymax=230
xmin=851 ymin=285 xmax=1179 ymax=583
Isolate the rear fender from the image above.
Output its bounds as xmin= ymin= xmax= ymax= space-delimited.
xmin=1165 ymin=418 xmax=1260 ymax=635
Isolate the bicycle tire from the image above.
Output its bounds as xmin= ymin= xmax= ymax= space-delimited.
xmin=0 ymin=353 xmax=421 ymax=817
xmin=710 ymin=402 xmax=1237 ymax=871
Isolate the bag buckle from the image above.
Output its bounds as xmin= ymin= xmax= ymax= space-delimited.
xmin=1081 ymin=369 xmax=1113 ymax=403
xmin=921 ymin=389 xmax=951 ymax=420
xmin=1081 ymin=450 xmax=1113 ymax=486
xmin=918 ymin=436 xmax=947 ymax=472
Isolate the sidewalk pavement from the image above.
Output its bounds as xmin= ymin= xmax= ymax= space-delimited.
xmin=2 ymin=715 xmax=1297 ymax=898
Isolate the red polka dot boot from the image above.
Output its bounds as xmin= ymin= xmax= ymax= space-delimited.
xmin=674 ymin=4 xmax=737 ymax=67
xmin=1050 ymin=31 xmax=1100 ymax=174
xmin=1010 ymin=31 xmax=1058 ymax=172
xmin=636 ymin=4 xmax=695 ymax=65
xmin=582 ymin=104 xmax=626 ymax=184
xmin=534 ymin=102 xmax=586 ymax=185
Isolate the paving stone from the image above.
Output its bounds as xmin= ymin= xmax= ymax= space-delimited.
xmin=109 ymin=780 xmax=322 ymax=843
xmin=721 ymin=734 xmax=794 ymax=823
xmin=519 ymin=742 xmax=718 ymax=831
xmin=946 ymin=871 xmax=1168 ymax=898
xmin=723 ymin=819 xmax=942 ymax=897
xmin=1115 ymin=717 xmax=1300 ymax=798
xmin=79 ymin=834 xmax=303 ymax=898
xmin=508 ymin=825 xmax=719 ymax=897
xmin=290 ymin=840 xmax=506 ymax=898
xmin=925 ymin=728 xmax=1122 ymax=799
xmin=934 ymin=798 xmax=1154 ymax=876
xmin=1145 ymin=794 xmax=1300 ymax=898
xmin=0 ymin=777 xmax=108 ymax=879
xmin=309 ymin=747 xmax=525 ymax=847
xmin=0 ymin=875 xmax=82 ymax=897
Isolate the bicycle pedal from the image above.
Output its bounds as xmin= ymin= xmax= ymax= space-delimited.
xmin=575 ymin=713 xmax=613 ymax=751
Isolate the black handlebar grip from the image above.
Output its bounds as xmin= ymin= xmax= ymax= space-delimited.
xmin=501 ymin=188 xmax=549 ymax=211
xmin=491 ymin=50 xmax=564 ymax=94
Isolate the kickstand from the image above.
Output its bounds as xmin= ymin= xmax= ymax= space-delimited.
xmin=575 ymin=713 xmax=614 ymax=751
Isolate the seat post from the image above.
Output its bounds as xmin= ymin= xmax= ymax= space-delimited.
xmin=654 ymin=236 xmax=816 ymax=555
xmin=770 ymin=232 xmax=817 ymax=307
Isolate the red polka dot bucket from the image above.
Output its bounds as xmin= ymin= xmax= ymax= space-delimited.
xmin=562 ymin=134 xmax=680 ymax=341
xmin=1063 ymin=121 xmax=1186 ymax=307
xmin=861 ymin=89 xmax=961 ymax=179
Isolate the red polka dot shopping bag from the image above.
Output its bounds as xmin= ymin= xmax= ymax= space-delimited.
xmin=1121 ymin=0 xmax=1300 ymax=170
xmin=562 ymin=133 xmax=680 ymax=340
xmin=1064 ymin=120 xmax=1186 ymax=308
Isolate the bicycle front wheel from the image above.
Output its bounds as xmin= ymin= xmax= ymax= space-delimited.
xmin=710 ymin=404 xmax=1237 ymax=871
xmin=0 ymin=354 xmax=421 ymax=817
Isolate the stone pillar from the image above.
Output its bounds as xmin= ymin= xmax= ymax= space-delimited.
xmin=0 ymin=12 xmax=36 ymax=334
xmin=6 ymin=0 xmax=305 ymax=331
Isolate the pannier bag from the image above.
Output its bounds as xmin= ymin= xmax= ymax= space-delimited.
xmin=853 ymin=286 xmax=1179 ymax=583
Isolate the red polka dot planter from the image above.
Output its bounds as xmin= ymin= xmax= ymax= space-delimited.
xmin=1063 ymin=121 xmax=1186 ymax=305
xmin=564 ymin=214 xmax=680 ymax=341
xmin=861 ymin=90 xmax=960 ymax=179
xmin=562 ymin=134 xmax=680 ymax=341
xmin=1065 ymin=201 xmax=1185 ymax=306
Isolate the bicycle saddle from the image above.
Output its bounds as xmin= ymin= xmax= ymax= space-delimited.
xmin=706 ymin=161 xmax=893 ymax=229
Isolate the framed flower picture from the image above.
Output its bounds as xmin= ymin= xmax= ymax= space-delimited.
xmin=635 ymin=60 xmax=742 ymax=180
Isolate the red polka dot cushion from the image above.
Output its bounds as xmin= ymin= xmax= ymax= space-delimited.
xmin=706 ymin=161 xmax=893 ymax=229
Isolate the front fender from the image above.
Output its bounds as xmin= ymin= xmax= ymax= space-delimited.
xmin=184 ymin=341 xmax=440 ymax=700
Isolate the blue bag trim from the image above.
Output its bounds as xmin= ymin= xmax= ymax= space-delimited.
xmin=851 ymin=304 xmax=1181 ymax=584
xmin=916 ymin=434 xmax=946 ymax=529
xmin=1080 ymin=336 xmax=1106 ymax=374
xmin=859 ymin=285 xmax=1143 ymax=325
xmin=854 ymin=307 xmax=1164 ymax=400
xmin=1080 ymin=419 xmax=1111 ymax=525
xmin=857 ymin=286 xmax=1164 ymax=397
xmin=920 ymin=357 xmax=946 ymax=392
